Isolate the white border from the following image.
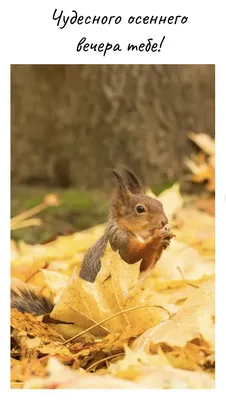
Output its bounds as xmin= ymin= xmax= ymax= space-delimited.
xmin=1 ymin=0 xmax=224 ymax=398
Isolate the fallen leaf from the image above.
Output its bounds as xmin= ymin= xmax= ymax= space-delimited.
xmin=109 ymin=346 xmax=214 ymax=388
xmin=146 ymin=183 xmax=183 ymax=220
xmin=11 ymin=308 xmax=63 ymax=342
xmin=132 ymin=279 xmax=215 ymax=350
xmin=196 ymin=198 xmax=215 ymax=216
xmin=24 ymin=357 xmax=139 ymax=389
xmin=185 ymin=133 xmax=215 ymax=192
xmin=189 ymin=133 xmax=215 ymax=156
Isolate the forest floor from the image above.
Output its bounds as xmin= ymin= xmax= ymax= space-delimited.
xmin=11 ymin=182 xmax=215 ymax=389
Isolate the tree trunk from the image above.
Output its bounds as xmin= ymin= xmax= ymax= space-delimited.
xmin=11 ymin=64 xmax=215 ymax=189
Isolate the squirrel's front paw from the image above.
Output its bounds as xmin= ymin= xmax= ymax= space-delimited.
xmin=152 ymin=227 xmax=175 ymax=249
xmin=161 ymin=227 xmax=175 ymax=249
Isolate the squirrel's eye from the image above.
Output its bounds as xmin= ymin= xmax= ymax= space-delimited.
xmin=136 ymin=205 xmax=146 ymax=213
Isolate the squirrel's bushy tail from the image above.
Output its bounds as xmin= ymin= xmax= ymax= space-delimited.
xmin=11 ymin=287 xmax=54 ymax=316
xmin=79 ymin=234 xmax=108 ymax=283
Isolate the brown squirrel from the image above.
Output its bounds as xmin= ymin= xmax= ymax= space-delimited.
xmin=11 ymin=167 xmax=174 ymax=315
xmin=79 ymin=167 xmax=174 ymax=282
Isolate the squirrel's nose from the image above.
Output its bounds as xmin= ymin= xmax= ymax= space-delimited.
xmin=161 ymin=217 xmax=168 ymax=227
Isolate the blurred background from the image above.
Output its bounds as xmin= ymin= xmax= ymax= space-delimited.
xmin=11 ymin=64 xmax=215 ymax=243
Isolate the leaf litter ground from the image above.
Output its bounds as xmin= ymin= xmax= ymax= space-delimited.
xmin=11 ymin=182 xmax=215 ymax=389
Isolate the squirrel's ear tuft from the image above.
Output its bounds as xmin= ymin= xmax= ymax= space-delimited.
xmin=122 ymin=167 xmax=144 ymax=194
xmin=112 ymin=169 xmax=130 ymax=203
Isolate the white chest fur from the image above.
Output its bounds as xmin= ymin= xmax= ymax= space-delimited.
xmin=135 ymin=234 xmax=146 ymax=243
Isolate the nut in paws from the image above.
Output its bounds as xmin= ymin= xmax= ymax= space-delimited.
xmin=152 ymin=227 xmax=175 ymax=249
xmin=162 ymin=228 xmax=175 ymax=249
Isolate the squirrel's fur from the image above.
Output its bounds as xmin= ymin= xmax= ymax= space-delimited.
xmin=11 ymin=287 xmax=54 ymax=316
xmin=79 ymin=167 xmax=174 ymax=283
xmin=79 ymin=234 xmax=108 ymax=282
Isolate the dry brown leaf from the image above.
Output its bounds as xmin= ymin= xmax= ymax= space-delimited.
xmin=11 ymin=240 xmax=20 ymax=261
xmin=11 ymin=357 xmax=47 ymax=385
xmin=185 ymin=133 xmax=215 ymax=192
xmin=24 ymin=355 xmax=215 ymax=390
xmin=11 ymin=256 xmax=46 ymax=282
xmin=196 ymin=198 xmax=215 ymax=216
xmin=50 ymin=235 xmax=214 ymax=336
xmin=11 ymin=224 xmax=105 ymax=264
xmin=49 ymin=322 xmax=97 ymax=342
xmin=172 ymin=208 xmax=215 ymax=257
xmin=151 ymin=239 xmax=214 ymax=281
xmin=126 ymin=364 xmax=214 ymax=388
xmin=24 ymin=357 xmax=139 ymax=389
xmin=158 ymin=342 xmax=213 ymax=372
xmin=132 ymin=279 xmax=215 ymax=351
xmin=41 ymin=269 xmax=69 ymax=302
xmin=11 ymin=308 xmax=63 ymax=342
xmin=189 ymin=133 xmax=215 ymax=156
xmin=146 ymin=182 xmax=183 ymax=220
xmin=51 ymin=245 xmax=168 ymax=334
xmin=109 ymin=346 xmax=214 ymax=388
xmin=109 ymin=345 xmax=169 ymax=379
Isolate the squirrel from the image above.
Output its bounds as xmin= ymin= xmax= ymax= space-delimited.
xmin=11 ymin=167 xmax=174 ymax=315
xmin=79 ymin=167 xmax=174 ymax=282
xmin=11 ymin=286 xmax=54 ymax=316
